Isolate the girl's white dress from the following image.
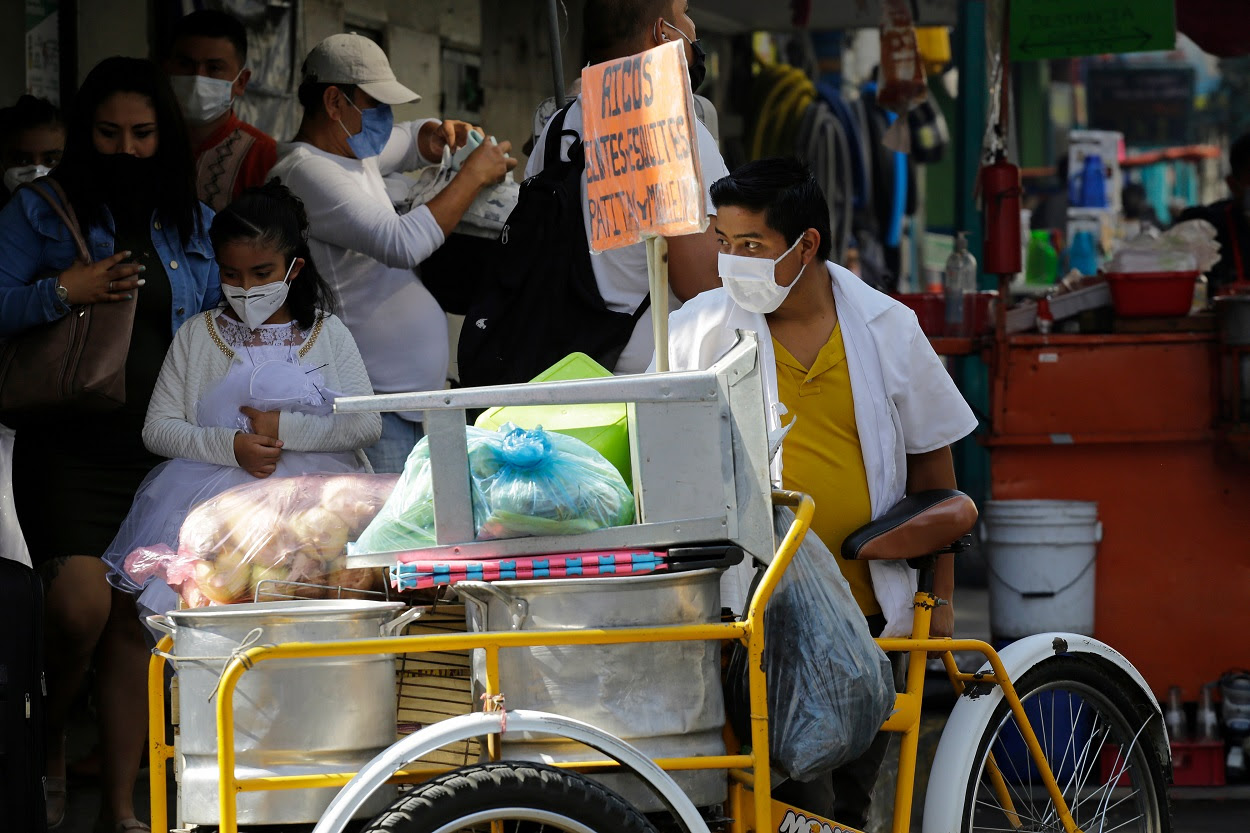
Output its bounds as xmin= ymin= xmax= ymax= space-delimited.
xmin=104 ymin=316 xmax=367 ymax=591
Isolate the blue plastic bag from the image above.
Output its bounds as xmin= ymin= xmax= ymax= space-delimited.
xmin=353 ymin=423 xmax=635 ymax=553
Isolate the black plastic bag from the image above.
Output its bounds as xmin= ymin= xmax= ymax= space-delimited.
xmin=726 ymin=506 xmax=895 ymax=781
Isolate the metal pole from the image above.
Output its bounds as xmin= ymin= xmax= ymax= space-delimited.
xmin=546 ymin=0 xmax=567 ymax=107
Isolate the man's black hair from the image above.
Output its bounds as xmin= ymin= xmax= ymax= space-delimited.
xmin=710 ymin=157 xmax=833 ymax=261
xmin=1231 ymin=132 xmax=1250 ymax=180
xmin=172 ymin=10 xmax=248 ymax=64
xmin=582 ymin=0 xmax=672 ymax=65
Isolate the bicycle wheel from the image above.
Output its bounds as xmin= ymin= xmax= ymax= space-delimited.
xmin=963 ymin=655 xmax=1171 ymax=833
xmin=361 ymin=761 xmax=661 ymax=833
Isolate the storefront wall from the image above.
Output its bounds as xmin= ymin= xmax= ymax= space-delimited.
xmin=3 ymin=0 xmax=571 ymax=172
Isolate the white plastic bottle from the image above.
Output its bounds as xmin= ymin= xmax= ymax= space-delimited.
xmin=944 ymin=231 xmax=977 ymax=336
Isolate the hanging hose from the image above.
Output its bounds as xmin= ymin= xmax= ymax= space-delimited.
xmin=750 ymin=64 xmax=815 ymax=160
xmin=747 ymin=62 xmax=856 ymax=262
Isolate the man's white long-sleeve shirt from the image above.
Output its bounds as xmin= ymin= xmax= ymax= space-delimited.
xmin=272 ymin=121 xmax=448 ymax=415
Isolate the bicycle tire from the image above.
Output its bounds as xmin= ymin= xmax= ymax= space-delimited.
xmin=961 ymin=655 xmax=1172 ymax=833
xmin=360 ymin=761 xmax=661 ymax=833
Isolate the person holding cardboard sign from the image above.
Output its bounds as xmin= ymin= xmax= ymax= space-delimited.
xmin=524 ymin=0 xmax=729 ymax=375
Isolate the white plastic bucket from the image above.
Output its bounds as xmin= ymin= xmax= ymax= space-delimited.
xmin=983 ymin=500 xmax=1101 ymax=639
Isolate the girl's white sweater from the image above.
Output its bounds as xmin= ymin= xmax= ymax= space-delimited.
xmin=142 ymin=309 xmax=383 ymax=467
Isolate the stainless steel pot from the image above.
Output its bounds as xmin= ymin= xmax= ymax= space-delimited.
xmin=457 ymin=569 xmax=727 ymax=812
xmin=151 ymin=600 xmax=417 ymax=826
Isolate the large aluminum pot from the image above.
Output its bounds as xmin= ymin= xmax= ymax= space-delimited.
xmin=152 ymin=600 xmax=416 ymax=826
xmin=457 ymin=568 xmax=727 ymax=812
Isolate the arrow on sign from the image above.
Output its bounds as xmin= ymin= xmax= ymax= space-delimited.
xmin=1019 ymin=26 xmax=1153 ymax=56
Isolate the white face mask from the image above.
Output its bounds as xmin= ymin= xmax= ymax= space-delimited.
xmin=169 ymin=72 xmax=239 ymax=126
xmin=4 ymin=164 xmax=51 ymax=192
xmin=221 ymin=260 xmax=296 ymax=330
xmin=718 ymin=237 xmax=805 ymax=314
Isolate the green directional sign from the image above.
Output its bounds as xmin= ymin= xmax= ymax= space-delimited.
xmin=1010 ymin=0 xmax=1176 ymax=61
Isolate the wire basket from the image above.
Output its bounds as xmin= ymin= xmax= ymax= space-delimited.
xmin=252 ymin=577 xmax=395 ymax=603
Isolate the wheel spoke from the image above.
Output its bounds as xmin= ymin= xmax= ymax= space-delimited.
xmin=1095 ymin=805 xmax=1148 ymax=833
xmin=964 ymin=663 xmax=1166 ymax=833
xmin=974 ymin=796 xmax=1049 ymax=827
xmin=994 ymin=720 xmax=1041 ymax=819
xmin=1040 ymin=696 xmax=1091 ymax=828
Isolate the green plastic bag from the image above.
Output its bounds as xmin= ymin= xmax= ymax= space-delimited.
xmin=351 ymin=423 xmax=635 ymax=553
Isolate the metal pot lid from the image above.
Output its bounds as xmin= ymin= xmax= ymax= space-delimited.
xmin=165 ymin=599 xmax=406 ymax=626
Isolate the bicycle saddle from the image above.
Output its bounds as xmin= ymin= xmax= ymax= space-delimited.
xmin=841 ymin=489 xmax=978 ymax=561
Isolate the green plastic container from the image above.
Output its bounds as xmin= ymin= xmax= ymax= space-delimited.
xmin=473 ymin=353 xmax=633 ymax=484
xmin=1026 ymin=230 xmax=1059 ymax=286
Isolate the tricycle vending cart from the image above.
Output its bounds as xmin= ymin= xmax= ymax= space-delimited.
xmin=146 ymin=332 xmax=1173 ymax=833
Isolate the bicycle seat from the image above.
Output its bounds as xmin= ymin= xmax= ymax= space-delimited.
xmin=841 ymin=489 xmax=978 ymax=560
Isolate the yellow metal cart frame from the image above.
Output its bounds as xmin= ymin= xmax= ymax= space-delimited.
xmin=148 ymin=489 xmax=1165 ymax=833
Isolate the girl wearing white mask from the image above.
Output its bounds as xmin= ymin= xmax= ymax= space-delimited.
xmin=0 ymin=94 xmax=64 ymax=203
xmin=102 ymin=182 xmax=382 ymax=599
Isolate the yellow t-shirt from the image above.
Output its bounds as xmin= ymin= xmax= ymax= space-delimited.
xmin=774 ymin=324 xmax=880 ymax=616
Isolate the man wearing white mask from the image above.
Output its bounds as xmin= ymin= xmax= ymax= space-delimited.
xmin=652 ymin=158 xmax=977 ymax=825
xmin=165 ymin=9 xmax=277 ymax=211
xmin=271 ymin=33 xmax=515 ymax=472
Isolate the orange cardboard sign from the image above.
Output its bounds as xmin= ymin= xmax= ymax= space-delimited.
xmin=580 ymin=41 xmax=706 ymax=252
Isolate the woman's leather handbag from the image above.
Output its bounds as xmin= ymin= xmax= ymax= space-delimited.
xmin=0 ymin=178 xmax=137 ymax=415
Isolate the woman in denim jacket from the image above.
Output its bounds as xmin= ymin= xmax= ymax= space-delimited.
xmin=0 ymin=57 xmax=219 ymax=833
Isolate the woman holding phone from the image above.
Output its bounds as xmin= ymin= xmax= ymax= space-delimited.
xmin=0 ymin=57 xmax=219 ymax=832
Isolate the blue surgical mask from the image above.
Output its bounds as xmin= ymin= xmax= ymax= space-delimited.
xmin=340 ymin=100 xmax=393 ymax=160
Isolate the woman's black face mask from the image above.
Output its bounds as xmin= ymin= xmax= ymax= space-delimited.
xmin=94 ymin=152 xmax=160 ymax=206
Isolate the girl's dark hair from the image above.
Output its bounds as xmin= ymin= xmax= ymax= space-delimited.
xmin=0 ymin=95 xmax=64 ymax=142
xmin=209 ymin=181 xmax=334 ymax=330
xmin=52 ymin=56 xmax=200 ymax=242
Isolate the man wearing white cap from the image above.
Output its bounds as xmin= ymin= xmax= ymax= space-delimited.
xmin=271 ymin=33 xmax=515 ymax=472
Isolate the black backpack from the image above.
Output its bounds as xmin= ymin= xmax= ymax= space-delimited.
xmin=456 ymin=100 xmax=650 ymax=388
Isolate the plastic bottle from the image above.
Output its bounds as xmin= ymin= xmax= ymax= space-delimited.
xmin=944 ymin=232 xmax=977 ymax=336
xmin=1069 ymin=230 xmax=1099 ymax=277
xmin=1025 ymin=230 xmax=1059 ymax=286
xmin=1198 ymin=684 xmax=1221 ymax=741
xmin=1078 ymin=154 xmax=1107 ymax=209
xmin=1165 ymin=685 xmax=1189 ymax=742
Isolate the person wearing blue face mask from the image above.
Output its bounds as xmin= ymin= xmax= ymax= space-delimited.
xmin=272 ymin=33 xmax=516 ymax=473
xmin=651 ymin=159 xmax=978 ymax=826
